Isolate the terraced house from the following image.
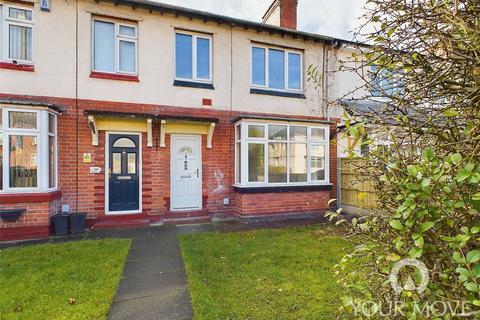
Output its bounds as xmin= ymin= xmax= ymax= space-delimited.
xmin=0 ymin=0 xmax=365 ymax=240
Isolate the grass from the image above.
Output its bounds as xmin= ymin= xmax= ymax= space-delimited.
xmin=0 ymin=239 xmax=131 ymax=320
xmin=179 ymin=225 xmax=352 ymax=320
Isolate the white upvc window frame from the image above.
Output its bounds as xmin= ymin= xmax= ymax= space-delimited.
xmin=1 ymin=4 xmax=34 ymax=64
xmin=0 ymin=107 xmax=58 ymax=194
xmin=234 ymin=121 xmax=330 ymax=187
xmin=251 ymin=44 xmax=303 ymax=93
xmin=91 ymin=18 xmax=138 ymax=75
xmin=174 ymin=30 xmax=213 ymax=83
xmin=47 ymin=112 xmax=58 ymax=189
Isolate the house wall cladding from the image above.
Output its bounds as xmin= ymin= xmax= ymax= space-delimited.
xmin=0 ymin=93 xmax=338 ymax=235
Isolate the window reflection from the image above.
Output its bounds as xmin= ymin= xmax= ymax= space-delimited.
xmin=112 ymin=153 xmax=122 ymax=174
xmin=268 ymin=142 xmax=287 ymax=183
xmin=9 ymin=135 xmax=37 ymax=188
xmin=248 ymin=143 xmax=264 ymax=182
xmin=128 ymin=153 xmax=136 ymax=174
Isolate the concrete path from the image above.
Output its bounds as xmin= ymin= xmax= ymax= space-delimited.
xmin=89 ymin=226 xmax=194 ymax=320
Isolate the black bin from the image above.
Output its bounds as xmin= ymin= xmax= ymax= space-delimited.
xmin=69 ymin=213 xmax=86 ymax=234
xmin=52 ymin=214 xmax=69 ymax=236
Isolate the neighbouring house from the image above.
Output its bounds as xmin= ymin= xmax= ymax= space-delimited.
xmin=0 ymin=0 xmax=366 ymax=241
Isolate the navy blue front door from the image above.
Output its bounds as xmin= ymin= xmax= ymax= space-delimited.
xmin=108 ymin=134 xmax=140 ymax=212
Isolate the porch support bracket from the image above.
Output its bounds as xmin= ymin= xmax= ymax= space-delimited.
xmin=207 ymin=122 xmax=215 ymax=149
xmin=88 ymin=116 xmax=99 ymax=146
xmin=160 ymin=119 xmax=166 ymax=148
xmin=147 ymin=119 xmax=153 ymax=147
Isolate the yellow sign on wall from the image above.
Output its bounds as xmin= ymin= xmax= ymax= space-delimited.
xmin=83 ymin=153 xmax=92 ymax=163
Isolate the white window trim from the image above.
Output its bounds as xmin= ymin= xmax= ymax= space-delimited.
xmin=1 ymin=4 xmax=34 ymax=64
xmin=174 ymin=31 xmax=213 ymax=83
xmin=0 ymin=107 xmax=58 ymax=194
xmin=251 ymin=44 xmax=303 ymax=93
xmin=234 ymin=121 xmax=330 ymax=187
xmin=91 ymin=18 xmax=138 ymax=75
xmin=48 ymin=112 xmax=58 ymax=190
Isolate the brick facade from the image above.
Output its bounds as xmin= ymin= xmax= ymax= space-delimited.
xmin=0 ymin=93 xmax=338 ymax=240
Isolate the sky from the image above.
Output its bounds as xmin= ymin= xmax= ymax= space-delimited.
xmin=158 ymin=0 xmax=368 ymax=41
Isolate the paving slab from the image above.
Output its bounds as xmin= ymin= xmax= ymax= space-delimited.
xmin=97 ymin=225 xmax=193 ymax=320
xmin=109 ymin=288 xmax=192 ymax=320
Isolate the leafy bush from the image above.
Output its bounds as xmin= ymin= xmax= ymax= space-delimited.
xmin=321 ymin=0 xmax=480 ymax=318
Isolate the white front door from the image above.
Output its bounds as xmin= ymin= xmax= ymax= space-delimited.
xmin=171 ymin=135 xmax=202 ymax=211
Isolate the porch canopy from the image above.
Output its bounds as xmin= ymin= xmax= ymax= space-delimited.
xmin=84 ymin=110 xmax=218 ymax=148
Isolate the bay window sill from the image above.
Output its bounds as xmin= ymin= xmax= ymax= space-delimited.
xmin=0 ymin=62 xmax=35 ymax=72
xmin=233 ymin=184 xmax=333 ymax=194
xmin=0 ymin=190 xmax=62 ymax=204
xmin=90 ymin=71 xmax=140 ymax=82
xmin=250 ymin=88 xmax=306 ymax=99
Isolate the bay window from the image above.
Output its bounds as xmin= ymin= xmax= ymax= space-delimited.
xmin=175 ymin=32 xmax=212 ymax=82
xmin=235 ymin=121 xmax=329 ymax=186
xmin=1 ymin=4 xmax=33 ymax=63
xmin=251 ymin=45 xmax=302 ymax=92
xmin=0 ymin=108 xmax=57 ymax=193
xmin=93 ymin=19 xmax=138 ymax=74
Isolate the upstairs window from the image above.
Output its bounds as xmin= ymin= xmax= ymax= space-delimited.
xmin=0 ymin=4 xmax=33 ymax=63
xmin=235 ymin=121 xmax=329 ymax=186
xmin=370 ymin=65 xmax=403 ymax=97
xmin=93 ymin=19 xmax=138 ymax=74
xmin=0 ymin=108 xmax=58 ymax=193
xmin=175 ymin=32 xmax=212 ymax=82
xmin=252 ymin=45 xmax=302 ymax=92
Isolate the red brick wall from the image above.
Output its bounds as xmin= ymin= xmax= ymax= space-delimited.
xmin=0 ymin=198 xmax=60 ymax=241
xmin=0 ymin=93 xmax=339 ymax=236
xmin=233 ymin=190 xmax=331 ymax=217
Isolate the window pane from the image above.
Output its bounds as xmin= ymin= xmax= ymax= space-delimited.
xmin=9 ymin=111 xmax=36 ymax=129
xmin=311 ymin=145 xmax=325 ymax=181
xmin=119 ymin=40 xmax=136 ymax=73
xmin=119 ymin=25 xmax=135 ymax=37
xmin=235 ymin=142 xmax=241 ymax=183
xmin=288 ymin=53 xmax=301 ymax=90
xmin=248 ymin=143 xmax=264 ymax=182
xmin=289 ymin=143 xmax=307 ymax=182
xmin=268 ymin=142 xmax=287 ymax=183
xmin=112 ymin=153 xmax=121 ymax=174
xmin=49 ymin=135 xmax=56 ymax=188
xmin=9 ymin=8 xmax=32 ymax=20
xmin=252 ymin=47 xmax=266 ymax=86
xmin=48 ymin=114 xmax=55 ymax=133
xmin=113 ymin=138 xmax=135 ymax=148
xmin=268 ymin=125 xmax=287 ymax=140
xmin=290 ymin=126 xmax=307 ymax=141
xmin=0 ymin=111 xmax=2 ymax=190
xmin=196 ymin=37 xmax=210 ymax=79
xmin=248 ymin=125 xmax=265 ymax=138
xmin=269 ymin=49 xmax=285 ymax=90
xmin=175 ymin=33 xmax=193 ymax=79
xmin=94 ymin=21 xmax=115 ymax=72
xmin=9 ymin=135 xmax=37 ymax=188
xmin=235 ymin=124 xmax=241 ymax=141
xmin=311 ymin=128 xmax=326 ymax=140
xmin=9 ymin=25 xmax=32 ymax=61
xmin=127 ymin=153 xmax=136 ymax=174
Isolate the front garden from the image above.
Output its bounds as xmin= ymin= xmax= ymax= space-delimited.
xmin=180 ymin=225 xmax=352 ymax=319
xmin=0 ymin=239 xmax=131 ymax=320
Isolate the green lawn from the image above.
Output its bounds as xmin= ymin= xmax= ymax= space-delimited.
xmin=179 ymin=226 xmax=352 ymax=320
xmin=0 ymin=239 xmax=131 ymax=320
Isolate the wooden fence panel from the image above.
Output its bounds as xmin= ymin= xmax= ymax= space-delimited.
xmin=339 ymin=158 xmax=377 ymax=210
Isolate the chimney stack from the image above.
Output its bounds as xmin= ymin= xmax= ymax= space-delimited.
xmin=262 ymin=0 xmax=298 ymax=30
